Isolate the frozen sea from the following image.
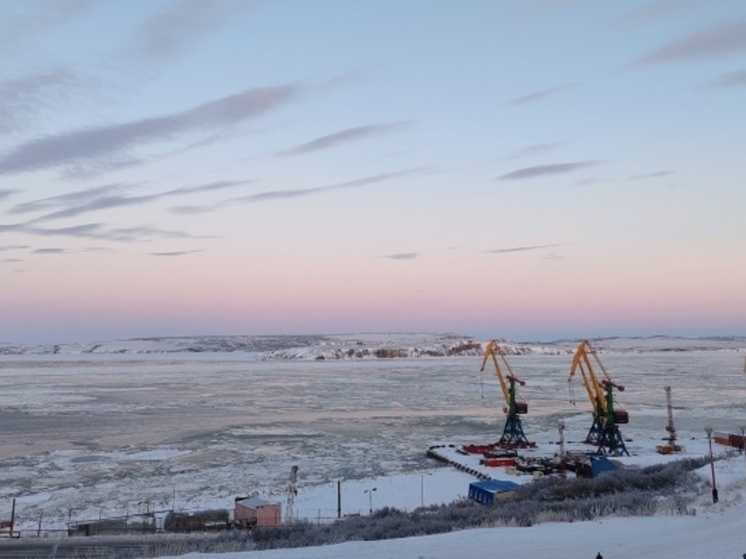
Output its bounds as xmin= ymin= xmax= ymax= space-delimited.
xmin=1 ymin=347 xmax=745 ymax=531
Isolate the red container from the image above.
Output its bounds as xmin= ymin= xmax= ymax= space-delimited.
xmin=464 ymin=444 xmax=495 ymax=454
xmin=483 ymin=458 xmax=516 ymax=468
xmin=728 ymin=434 xmax=745 ymax=449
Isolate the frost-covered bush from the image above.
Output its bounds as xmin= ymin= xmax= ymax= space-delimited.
xmin=131 ymin=457 xmax=710 ymax=557
xmin=249 ymin=458 xmax=707 ymax=551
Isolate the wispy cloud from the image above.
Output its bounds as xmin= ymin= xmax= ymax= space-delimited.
xmin=33 ymin=247 xmax=67 ymax=254
xmin=497 ymin=141 xmax=565 ymax=161
xmin=279 ymin=122 xmax=413 ymax=156
xmin=0 ymin=220 xmax=209 ymax=243
xmin=79 ymin=246 xmax=114 ymax=253
xmin=0 ymin=83 xmax=303 ymax=175
xmin=26 ymin=180 xmax=252 ymax=222
xmin=0 ymin=245 xmax=29 ymax=252
xmin=497 ymin=161 xmax=599 ymax=180
xmin=383 ymin=253 xmax=419 ymax=260
xmin=1 ymin=2 xmax=260 ymax=138
xmin=615 ymin=0 xmax=724 ymax=26
xmin=0 ymin=189 xmax=16 ymax=201
xmin=502 ymin=84 xmax=573 ymax=107
xmin=234 ymin=169 xmax=423 ymax=202
xmin=149 ymin=249 xmax=205 ymax=257
xmin=509 ymin=0 xmax=584 ymax=25
xmin=33 ymin=193 xmax=164 ymax=221
xmin=169 ymin=204 xmax=219 ymax=215
xmin=170 ymin=169 xmax=424 ymax=214
xmin=0 ymin=0 xmax=96 ymax=54
xmin=127 ymin=0 xmax=260 ymax=64
xmin=574 ymin=178 xmax=599 ymax=186
xmin=87 ymin=225 xmax=212 ymax=243
xmin=1 ymin=258 xmax=24 ymax=263
xmin=10 ymin=183 xmax=129 ymax=214
xmin=319 ymin=68 xmax=368 ymax=90
xmin=0 ymin=222 xmax=101 ymax=238
xmin=173 ymin=179 xmax=257 ymax=195
xmin=633 ymin=21 xmax=746 ymax=65
xmin=0 ymin=70 xmax=88 ymax=135
xmin=708 ymin=68 xmax=746 ymax=88
xmin=628 ymin=170 xmax=674 ymax=180
xmin=484 ymin=244 xmax=560 ymax=254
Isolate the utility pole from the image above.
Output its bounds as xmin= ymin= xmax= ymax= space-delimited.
xmin=287 ymin=465 xmax=299 ymax=521
xmin=364 ymin=488 xmax=377 ymax=515
xmin=705 ymin=426 xmax=718 ymax=503
xmin=558 ymin=421 xmax=566 ymax=477
xmin=337 ymin=481 xmax=341 ymax=519
xmin=664 ymin=386 xmax=677 ymax=449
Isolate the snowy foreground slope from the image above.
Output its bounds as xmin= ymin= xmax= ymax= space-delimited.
xmin=160 ymin=455 xmax=746 ymax=559
xmin=2 ymin=332 xmax=745 ymax=357
xmin=166 ymin=509 xmax=746 ymax=559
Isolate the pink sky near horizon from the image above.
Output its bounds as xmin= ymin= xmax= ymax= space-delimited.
xmin=1 ymin=2 xmax=745 ymax=344
xmin=4 ymin=250 xmax=743 ymax=344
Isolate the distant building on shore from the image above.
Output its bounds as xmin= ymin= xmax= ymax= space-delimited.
xmin=235 ymin=496 xmax=281 ymax=527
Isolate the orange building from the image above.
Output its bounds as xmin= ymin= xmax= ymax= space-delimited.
xmin=234 ymin=497 xmax=281 ymax=527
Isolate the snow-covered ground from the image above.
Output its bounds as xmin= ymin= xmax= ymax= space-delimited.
xmin=0 ymin=334 xmax=745 ymax=557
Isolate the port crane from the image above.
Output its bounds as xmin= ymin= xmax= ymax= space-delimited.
xmin=568 ymin=340 xmax=629 ymax=456
xmin=480 ymin=340 xmax=534 ymax=448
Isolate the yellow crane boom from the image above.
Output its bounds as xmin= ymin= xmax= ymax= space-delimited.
xmin=568 ymin=340 xmax=618 ymax=418
xmin=480 ymin=340 xmax=527 ymax=414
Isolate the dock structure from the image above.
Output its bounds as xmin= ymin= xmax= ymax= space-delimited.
xmin=426 ymin=445 xmax=491 ymax=480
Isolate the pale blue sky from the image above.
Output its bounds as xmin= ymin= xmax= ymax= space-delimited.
xmin=1 ymin=0 xmax=745 ymax=344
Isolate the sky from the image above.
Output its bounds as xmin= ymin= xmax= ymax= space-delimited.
xmin=1 ymin=0 xmax=745 ymax=344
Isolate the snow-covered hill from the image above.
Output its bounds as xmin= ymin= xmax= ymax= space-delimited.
xmin=1 ymin=332 xmax=745 ymax=358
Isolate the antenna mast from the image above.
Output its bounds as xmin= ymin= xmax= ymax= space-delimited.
xmin=656 ymin=386 xmax=681 ymax=454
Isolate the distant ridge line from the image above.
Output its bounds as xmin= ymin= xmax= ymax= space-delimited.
xmin=1 ymin=333 xmax=745 ymax=357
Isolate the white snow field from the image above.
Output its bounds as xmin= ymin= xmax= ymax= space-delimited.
xmin=0 ymin=334 xmax=745 ymax=558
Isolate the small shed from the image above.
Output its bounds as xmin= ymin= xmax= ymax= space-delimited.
xmin=468 ymin=479 xmax=519 ymax=505
xmin=590 ymin=456 xmax=619 ymax=477
xmin=235 ymin=496 xmax=281 ymax=527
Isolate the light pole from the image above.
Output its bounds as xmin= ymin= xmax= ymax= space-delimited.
xmin=364 ymin=487 xmax=377 ymax=515
xmin=705 ymin=426 xmax=718 ymax=503
xmin=420 ymin=473 xmax=432 ymax=508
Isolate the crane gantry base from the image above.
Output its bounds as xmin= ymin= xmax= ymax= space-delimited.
xmin=497 ymin=415 xmax=535 ymax=449
xmin=585 ymin=416 xmax=605 ymax=445
xmin=597 ymin=426 xmax=629 ymax=456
